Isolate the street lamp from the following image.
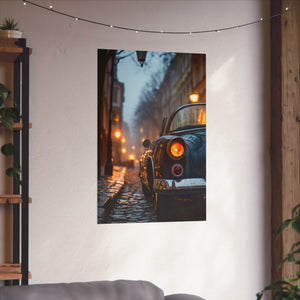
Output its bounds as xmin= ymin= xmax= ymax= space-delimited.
xmin=136 ymin=51 xmax=147 ymax=67
xmin=189 ymin=93 xmax=199 ymax=103
xmin=114 ymin=130 xmax=121 ymax=139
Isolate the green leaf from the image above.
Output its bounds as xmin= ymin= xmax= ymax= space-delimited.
xmin=0 ymin=83 xmax=10 ymax=97
xmin=292 ymin=248 xmax=300 ymax=255
xmin=265 ymin=280 xmax=290 ymax=290
xmin=0 ymin=18 xmax=19 ymax=30
xmin=283 ymin=277 xmax=298 ymax=283
xmin=292 ymin=217 xmax=300 ymax=234
xmin=6 ymin=107 xmax=20 ymax=121
xmin=277 ymin=219 xmax=292 ymax=239
xmin=13 ymin=161 xmax=21 ymax=174
xmin=256 ymin=291 xmax=263 ymax=300
xmin=0 ymin=107 xmax=5 ymax=116
xmin=288 ymin=253 xmax=296 ymax=262
xmin=292 ymin=241 xmax=300 ymax=251
xmin=0 ymin=116 xmax=13 ymax=130
xmin=292 ymin=204 xmax=300 ymax=218
xmin=1 ymin=143 xmax=15 ymax=156
xmin=5 ymin=168 xmax=14 ymax=177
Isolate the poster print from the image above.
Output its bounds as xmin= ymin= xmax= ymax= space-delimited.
xmin=97 ymin=49 xmax=206 ymax=223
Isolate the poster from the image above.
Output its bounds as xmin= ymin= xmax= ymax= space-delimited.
xmin=98 ymin=50 xmax=206 ymax=223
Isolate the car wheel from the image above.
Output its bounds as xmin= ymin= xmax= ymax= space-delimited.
xmin=142 ymin=183 xmax=153 ymax=200
xmin=146 ymin=160 xmax=154 ymax=192
xmin=156 ymin=194 xmax=174 ymax=222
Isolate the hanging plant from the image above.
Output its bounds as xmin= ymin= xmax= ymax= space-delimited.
xmin=256 ymin=204 xmax=300 ymax=300
xmin=0 ymin=83 xmax=22 ymax=184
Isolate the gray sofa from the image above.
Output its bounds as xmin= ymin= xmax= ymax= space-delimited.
xmin=0 ymin=280 xmax=204 ymax=300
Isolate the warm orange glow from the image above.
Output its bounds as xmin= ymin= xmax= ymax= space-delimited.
xmin=170 ymin=142 xmax=185 ymax=158
xmin=129 ymin=154 xmax=135 ymax=160
xmin=198 ymin=108 xmax=206 ymax=125
xmin=189 ymin=93 xmax=199 ymax=103
xmin=131 ymin=146 xmax=135 ymax=150
xmin=114 ymin=130 xmax=121 ymax=138
xmin=122 ymin=148 xmax=126 ymax=154
xmin=121 ymin=137 xmax=126 ymax=143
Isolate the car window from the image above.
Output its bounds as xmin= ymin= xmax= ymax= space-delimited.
xmin=168 ymin=105 xmax=206 ymax=133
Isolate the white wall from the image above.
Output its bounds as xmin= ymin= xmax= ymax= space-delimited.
xmin=0 ymin=1 xmax=271 ymax=299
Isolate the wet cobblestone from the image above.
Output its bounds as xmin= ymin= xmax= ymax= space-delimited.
xmin=97 ymin=167 xmax=157 ymax=223
xmin=107 ymin=169 xmax=157 ymax=223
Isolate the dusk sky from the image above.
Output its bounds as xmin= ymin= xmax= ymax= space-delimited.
xmin=116 ymin=50 xmax=169 ymax=135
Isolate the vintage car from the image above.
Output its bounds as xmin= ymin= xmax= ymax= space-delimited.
xmin=139 ymin=103 xmax=206 ymax=221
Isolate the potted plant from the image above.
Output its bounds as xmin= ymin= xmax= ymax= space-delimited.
xmin=0 ymin=17 xmax=22 ymax=38
xmin=0 ymin=83 xmax=21 ymax=182
xmin=256 ymin=204 xmax=300 ymax=299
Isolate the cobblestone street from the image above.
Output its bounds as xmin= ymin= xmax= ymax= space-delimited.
xmin=97 ymin=167 xmax=157 ymax=223
xmin=98 ymin=166 xmax=205 ymax=224
xmin=107 ymin=168 xmax=157 ymax=223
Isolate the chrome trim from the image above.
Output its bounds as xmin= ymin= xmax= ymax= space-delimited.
xmin=153 ymin=178 xmax=206 ymax=191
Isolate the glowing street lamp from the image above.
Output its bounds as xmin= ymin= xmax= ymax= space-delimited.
xmin=189 ymin=93 xmax=199 ymax=103
xmin=114 ymin=130 xmax=121 ymax=138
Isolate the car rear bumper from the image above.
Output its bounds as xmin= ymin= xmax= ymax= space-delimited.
xmin=153 ymin=178 xmax=206 ymax=192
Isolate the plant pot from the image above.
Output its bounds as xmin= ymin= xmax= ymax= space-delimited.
xmin=0 ymin=30 xmax=22 ymax=38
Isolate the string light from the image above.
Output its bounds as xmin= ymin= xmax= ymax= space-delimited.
xmin=22 ymin=0 xmax=299 ymax=35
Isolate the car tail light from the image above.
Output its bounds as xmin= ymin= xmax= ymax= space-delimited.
xmin=168 ymin=138 xmax=186 ymax=159
xmin=172 ymin=163 xmax=183 ymax=177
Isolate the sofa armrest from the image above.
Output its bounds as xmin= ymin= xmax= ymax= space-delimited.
xmin=165 ymin=294 xmax=205 ymax=300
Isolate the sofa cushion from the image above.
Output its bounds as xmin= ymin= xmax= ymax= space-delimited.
xmin=0 ymin=280 xmax=164 ymax=300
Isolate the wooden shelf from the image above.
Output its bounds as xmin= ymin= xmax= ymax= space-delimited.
xmin=0 ymin=38 xmax=32 ymax=62
xmin=1 ymin=37 xmax=31 ymax=285
xmin=0 ymin=122 xmax=32 ymax=130
xmin=0 ymin=264 xmax=31 ymax=280
xmin=13 ymin=122 xmax=32 ymax=130
xmin=0 ymin=195 xmax=32 ymax=204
